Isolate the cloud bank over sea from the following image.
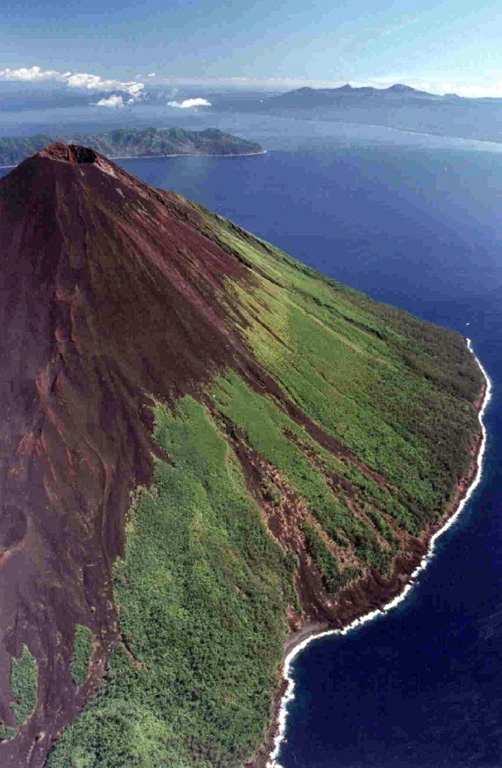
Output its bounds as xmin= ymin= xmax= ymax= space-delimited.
xmin=0 ymin=66 xmax=145 ymax=100
xmin=94 ymin=95 xmax=130 ymax=109
xmin=167 ymin=97 xmax=212 ymax=109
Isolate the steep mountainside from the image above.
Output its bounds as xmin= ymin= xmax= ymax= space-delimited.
xmin=0 ymin=144 xmax=482 ymax=767
xmin=0 ymin=127 xmax=263 ymax=167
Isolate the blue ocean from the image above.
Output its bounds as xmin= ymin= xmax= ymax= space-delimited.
xmin=4 ymin=118 xmax=501 ymax=767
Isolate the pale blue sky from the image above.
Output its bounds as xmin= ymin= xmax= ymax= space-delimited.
xmin=1 ymin=0 xmax=501 ymax=95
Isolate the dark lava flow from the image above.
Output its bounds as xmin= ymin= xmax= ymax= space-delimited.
xmin=0 ymin=143 xmax=251 ymax=766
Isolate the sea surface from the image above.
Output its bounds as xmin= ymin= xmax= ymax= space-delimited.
xmin=3 ymin=118 xmax=502 ymax=767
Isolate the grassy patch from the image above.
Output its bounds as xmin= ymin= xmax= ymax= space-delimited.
xmin=72 ymin=625 xmax=94 ymax=687
xmin=302 ymin=520 xmax=343 ymax=592
xmin=213 ymin=371 xmax=365 ymax=551
xmin=11 ymin=645 xmax=38 ymax=725
xmin=0 ymin=725 xmax=16 ymax=741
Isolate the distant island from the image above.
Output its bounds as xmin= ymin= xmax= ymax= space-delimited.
xmin=267 ymin=82 xmax=449 ymax=107
xmin=0 ymin=127 xmax=264 ymax=167
xmin=220 ymin=83 xmax=502 ymax=145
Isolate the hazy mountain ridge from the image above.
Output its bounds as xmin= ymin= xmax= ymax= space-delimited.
xmin=213 ymin=84 xmax=502 ymax=145
xmin=268 ymin=83 xmax=449 ymax=105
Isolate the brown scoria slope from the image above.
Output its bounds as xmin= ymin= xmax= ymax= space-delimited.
xmin=0 ymin=143 xmax=483 ymax=767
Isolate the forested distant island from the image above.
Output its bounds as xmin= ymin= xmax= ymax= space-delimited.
xmin=0 ymin=127 xmax=264 ymax=166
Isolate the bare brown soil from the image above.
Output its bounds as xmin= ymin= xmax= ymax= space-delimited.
xmin=0 ymin=143 xmax=255 ymax=766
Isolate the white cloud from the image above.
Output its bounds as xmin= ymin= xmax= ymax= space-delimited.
xmin=127 ymin=82 xmax=145 ymax=95
xmin=5 ymin=66 xmax=502 ymax=102
xmin=0 ymin=65 xmax=145 ymax=99
xmin=0 ymin=65 xmax=66 ymax=82
xmin=65 ymin=73 xmax=144 ymax=97
xmin=94 ymin=95 xmax=125 ymax=109
xmin=167 ymin=97 xmax=212 ymax=109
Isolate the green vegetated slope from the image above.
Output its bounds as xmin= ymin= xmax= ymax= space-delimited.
xmin=48 ymin=398 xmax=294 ymax=768
xmin=47 ymin=203 xmax=482 ymax=767
xmin=212 ymin=215 xmax=480 ymax=533
xmin=11 ymin=646 xmax=38 ymax=727
xmin=0 ymin=127 xmax=263 ymax=166
xmin=71 ymin=626 xmax=94 ymax=688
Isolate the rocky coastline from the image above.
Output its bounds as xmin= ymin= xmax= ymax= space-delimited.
xmin=249 ymin=342 xmax=491 ymax=768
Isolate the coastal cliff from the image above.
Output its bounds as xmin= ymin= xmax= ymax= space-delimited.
xmin=251 ymin=361 xmax=489 ymax=768
xmin=0 ymin=145 xmax=483 ymax=767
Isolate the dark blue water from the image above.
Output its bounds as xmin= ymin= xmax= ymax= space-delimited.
xmin=3 ymin=130 xmax=501 ymax=767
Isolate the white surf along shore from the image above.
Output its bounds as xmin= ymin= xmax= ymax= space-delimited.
xmin=267 ymin=337 xmax=493 ymax=768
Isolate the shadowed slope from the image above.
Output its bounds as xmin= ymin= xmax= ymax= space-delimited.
xmin=0 ymin=144 xmax=483 ymax=767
